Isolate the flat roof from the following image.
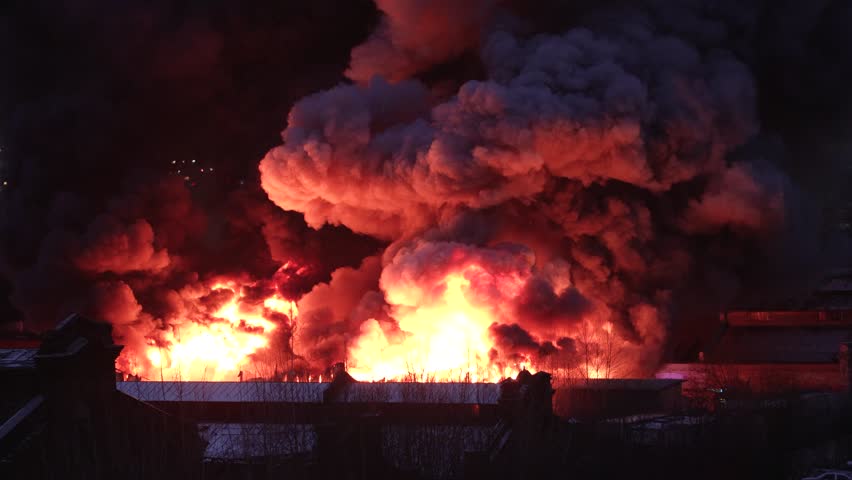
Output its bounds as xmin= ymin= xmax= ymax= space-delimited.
xmin=117 ymin=380 xmax=502 ymax=405
xmin=331 ymin=382 xmax=500 ymax=404
xmin=117 ymin=381 xmax=327 ymax=403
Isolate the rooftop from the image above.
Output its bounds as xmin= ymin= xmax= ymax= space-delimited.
xmin=117 ymin=380 xmax=503 ymax=405
xmin=117 ymin=381 xmax=327 ymax=403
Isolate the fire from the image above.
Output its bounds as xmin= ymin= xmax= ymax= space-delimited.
xmin=121 ymin=281 xmax=297 ymax=381
xmin=347 ymin=267 xmax=530 ymax=382
xmin=116 ymin=257 xmax=638 ymax=383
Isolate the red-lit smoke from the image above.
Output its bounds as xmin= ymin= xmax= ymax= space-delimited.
xmin=260 ymin=2 xmax=785 ymax=381
xmin=5 ymin=1 xmax=818 ymax=383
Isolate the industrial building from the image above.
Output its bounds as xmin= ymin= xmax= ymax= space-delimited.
xmin=553 ymin=378 xmax=684 ymax=419
xmin=658 ymin=270 xmax=852 ymax=401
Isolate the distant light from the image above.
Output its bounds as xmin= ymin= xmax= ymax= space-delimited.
xmin=191 ymin=159 xmax=196 ymax=163
xmin=171 ymin=160 xmax=176 ymax=164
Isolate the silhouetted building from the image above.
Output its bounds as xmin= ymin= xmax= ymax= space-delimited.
xmin=658 ymin=309 xmax=852 ymax=399
xmin=0 ymin=314 xmax=202 ymax=480
xmin=118 ymin=371 xmax=556 ymax=480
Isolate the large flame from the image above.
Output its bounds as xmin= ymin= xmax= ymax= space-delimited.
xmin=119 ymin=281 xmax=297 ymax=381
xmin=347 ymin=266 xmax=530 ymax=382
xmin=116 ymin=259 xmax=637 ymax=383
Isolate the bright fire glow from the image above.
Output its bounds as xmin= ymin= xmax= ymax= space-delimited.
xmin=120 ymin=281 xmax=297 ymax=381
xmin=347 ymin=268 xmax=531 ymax=382
xmin=116 ymin=259 xmax=641 ymax=383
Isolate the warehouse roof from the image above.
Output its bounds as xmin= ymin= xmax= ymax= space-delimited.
xmin=117 ymin=381 xmax=327 ymax=403
xmin=117 ymin=380 xmax=502 ymax=405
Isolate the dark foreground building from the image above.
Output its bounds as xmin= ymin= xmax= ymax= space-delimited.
xmin=7 ymin=313 xmax=852 ymax=480
xmin=1 ymin=315 xmax=556 ymax=480
xmin=117 ymin=369 xmax=556 ymax=479
xmin=658 ymin=309 xmax=852 ymax=401
xmin=0 ymin=314 xmax=202 ymax=479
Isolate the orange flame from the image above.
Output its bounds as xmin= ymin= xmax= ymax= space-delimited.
xmin=122 ymin=281 xmax=297 ymax=381
xmin=347 ymin=268 xmax=530 ymax=382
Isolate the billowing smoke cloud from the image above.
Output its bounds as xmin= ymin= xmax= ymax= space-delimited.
xmin=295 ymin=255 xmax=385 ymax=365
xmin=260 ymin=4 xmax=792 ymax=376
xmin=3 ymin=0 xmax=851 ymax=380
xmin=346 ymin=0 xmax=497 ymax=83
xmin=72 ymin=218 xmax=171 ymax=274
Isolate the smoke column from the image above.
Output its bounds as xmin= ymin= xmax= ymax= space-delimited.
xmin=260 ymin=0 xmax=845 ymax=379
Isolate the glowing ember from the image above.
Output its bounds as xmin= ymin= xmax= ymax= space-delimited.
xmin=119 ymin=281 xmax=297 ymax=381
xmin=347 ymin=266 xmax=530 ymax=382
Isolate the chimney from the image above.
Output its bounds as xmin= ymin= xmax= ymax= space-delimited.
xmin=841 ymin=343 xmax=852 ymax=392
xmin=323 ymin=362 xmax=355 ymax=403
xmin=330 ymin=361 xmax=347 ymax=380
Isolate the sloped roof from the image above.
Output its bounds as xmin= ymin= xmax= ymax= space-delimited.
xmin=0 ymin=349 xmax=37 ymax=370
xmin=706 ymin=326 xmax=852 ymax=363
xmin=0 ymin=395 xmax=44 ymax=443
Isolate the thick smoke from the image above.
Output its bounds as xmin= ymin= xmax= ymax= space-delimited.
xmin=261 ymin=0 xmax=850 ymax=376
xmin=2 ymin=0 xmax=851 ymax=379
xmin=346 ymin=0 xmax=497 ymax=83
